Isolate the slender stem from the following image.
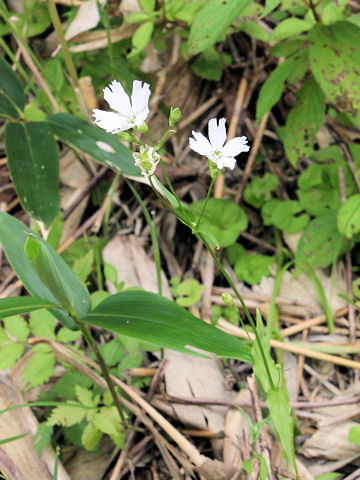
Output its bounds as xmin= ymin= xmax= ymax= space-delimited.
xmin=194 ymin=177 xmax=215 ymax=230
xmin=104 ymin=173 xmax=120 ymax=243
xmin=198 ymin=233 xmax=275 ymax=391
xmin=125 ymin=178 xmax=162 ymax=295
xmin=73 ymin=316 xmax=127 ymax=424
xmin=47 ymin=0 xmax=88 ymax=117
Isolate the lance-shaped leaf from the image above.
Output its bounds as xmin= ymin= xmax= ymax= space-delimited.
xmin=47 ymin=113 xmax=140 ymax=177
xmin=0 ymin=297 xmax=60 ymax=319
xmin=0 ymin=56 xmax=25 ymax=119
xmin=5 ymin=121 xmax=60 ymax=226
xmin=0 ymin=212 xmax=91 ymax=329
xmin=82 ymin=290 xmax=252 ymax=361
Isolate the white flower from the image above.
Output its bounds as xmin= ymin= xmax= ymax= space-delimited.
xmin=133 ymin=145 xmax=160 ymax=177
xmin=189 ymin=118 xmax=250 ymax=169
xmin=93 ymin=80 xmax=150 ymax=134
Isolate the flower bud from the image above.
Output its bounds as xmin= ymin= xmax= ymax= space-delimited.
xmin=222 ymin=292 xmax=235 ymax=307
xmin=138 ymin=122 xmax=149 ymax=133
xmin=169 ymin=107 xmax=181 ymax=127
xmin=133 ymin=145 xmax=160 ymax=177
xmin=118 ymin=131 xmax=134 ymax=142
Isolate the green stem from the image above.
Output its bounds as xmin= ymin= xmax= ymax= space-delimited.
xmin=194 ymin=177 xmax=215 ymax=230
xmin=47 ymin=0 xmax=88 ymax=116
xmin=73 ymin=315 xmax=127 ymax=425
xmin=198 ymin=233 xmax=275 ymax=391
xmin=125 ymin=178 xmax=162 ymax=295
xmin=104 ymin=173 xmax=121 ymax=243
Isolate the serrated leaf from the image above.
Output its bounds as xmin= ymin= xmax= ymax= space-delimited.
xmin=5 ymin=122 xmax=60 ymax=225
xmin=22 ymin=351 xmax=55 ymax=387
xmin=34 ymin=424 xmax=53 ymax=457
xmin=81 ymin=422 xmax=102 ymax=451
xmin=4 ymin=315 xmax=29 ymax=343
xmin=72 ymin=249 xmax=94 ymax=282
xmin=98 ymin=338 xmax=125 ymax=367
xmin=337 ymin=194 xmax=360 ymax=238
xmin=0 ymin=212 xmax=91 ymax=330
xmin=50 ymin=372 xmax=92 ymax=400
xmin=75 ymin=385 xmax=96 ymax=408
xmin=0 ymin=297 xmax=59 ymax=319
xmin=0 ymin=56 xmax=25 ymax=119
xmin=0 ymin=327 xmax=9 ymax=345
xmin=282 ymin=77 xmax=325 ymax=166
xmin=309 ymin=22 xmax=360 ymax=118
xmin=47 ymin=403 xmax=88 ymax=427
xmin=82 ymin=290 xmax=251 ymax=361
xmin=92 ymin=407 xmax=124 ymax=448
xmin=47 ymin=113 xmax=140 ymax=177
xmin=296 ymin=210 xmax=353 ymax=270
xmin=188 ymin=0 xmax=251 ymax=55
xmin=57 ymin=327 xmax=82 ymax=343
xmin=0 ymin=342 xmax=24 ymax=369
xmin=29 ymin=309 xmax=56 ymax=340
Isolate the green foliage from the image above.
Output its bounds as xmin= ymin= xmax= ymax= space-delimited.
xmin=170 ymin=277 xmax=205 ymax=306
xmin=262 ymin=199 xmax=309 ymax=233
xmin=0 ymin=56 xmax=25 ymax=119
xmin=190 ymin=198 xmax=248 ymax=247
xmin=188 ymin=0 xmax=251 ymax=55
xmin=22 ymin=344 xmax=56 ymax=388
xmin=244 ymin=173 xmax=278 ymax=208
xmin=82 ymin=290 xmax=252 ymax=361
xmin=315 ymin=474 xmax=341 ymax=480
xmin=4 ymin=315 xmax=29 ymax=342
xmin=280 ymin=77 xmax=325 ymax=166
xmin=337 ymin=194 xmax=360 ymax=238
xmin=227 ymin=244 xmax=274 ymax=285
xmin=5 ymin=121 xmax=60 ymax=225
xmin=191 ymin=48 xmax=232 ymax=81
xmin=296 ymin=210 xmax=354 ymax=271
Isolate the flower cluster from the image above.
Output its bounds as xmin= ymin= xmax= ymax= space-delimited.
xmin=93 ymin=80 xmax=250 ymax=174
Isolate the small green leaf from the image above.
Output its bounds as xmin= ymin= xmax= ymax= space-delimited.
xmin=47 ymin=403 xmax=88 ymax=427
xmin=47 ymin=113 xmax=140 ymax=177
xmin=81 ymin=422 xmax=102 ymax=451
xmin=73 ymin=249 xmax=94 ymax=282
xmin=5 ymin=121 xmax=60 ymax=225
xmin=0 ymin=343 xmax=24 ymax=369
xmin=228 ymin=245 xmax=274 ymax=285
xmin=82 ymin=290 xmax=251 ymax=361
xmin=244 ymin=173 xmax=278 ymax=208
xmin=4 ymin=315 xmax=29 ymax=343
xmin=191 ymin=47 xmax=231 ymax=81
xmin=29 ymin=309 xmax=56 ymax=340
xmin=297 ymin=210 xmax=353 ymax=270
xmin=76 ymin=385 xmax=97 ymax=408
xmin=188 ymin=0 xmax=251 ymax=55
xmin=262 ymin=199 xmax=309 ymax=233
xmin=272 ymin=18 xmax=312 ymax=41
xmin=281 ymin=77 xmax=325 ymax=166
xmin=337 ymin=194 xmax=360 ymax=238
xmin=190 ymin=198 xmax=248 ymax=247
xmin=170 ymin=277 xmax=205 ymax=307
xmin=129 ymin=21 xmax=154 ymax=56
xmin=57 ymin=327 xmax=82 ymax=343
xmin=92 ymin=407 xmax=125 ymax=448
xmin=34 ymin=424 xmax=53 ymax=457
xmin=22 ymin=349 xmax=55 ymax=387
xmin=0 ymin=56 xmax=25 ymax=119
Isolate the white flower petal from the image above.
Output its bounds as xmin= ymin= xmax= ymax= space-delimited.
xmin=131 ymin=81 xmax=151 ymax=116
xmin=208 ymin=118 xmax=227 ymax=150
xmin=92 ymin=110 xmax=130 ymax=133
xmin=103 ymin=80 xmax=131 ymax=114
xmin=216 ymin=156 xmax=236 ymax=170
xmin=189 ymin=131 xmax=213 ymax=156
xmin=133 ymin=105 xmax=150 ymax=128
xmin=222 ymin=136 xmax=250 ymax=156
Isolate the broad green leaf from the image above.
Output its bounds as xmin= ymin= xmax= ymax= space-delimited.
xmin=4 ymin=315 xmax=29 ymax=342
xmin=0 ymin=56 xmax=25 ymax=119
xmin=25 ymin=236 xmax=74 ymax=310
xmin=190 ymin=198 xmax=248 ymax=247
xmin=237 ymin=21 xmax=271 ymax=43
xmin=262 ymin=199 xmax=309 ymax=233
xmin=267 ymin=388 xmax=296 ymax=474
xmin=5 ymin=121 xmax=60 ymax=225
xmin=47 ymin=113 xmax=140 ymax=177
xmin=282 ymin=77 xmax=325 ymax=166
xmin=272 ymin=18 xmax=312 ymax=41
xmin=191 ymin=48 xmax=231 ymax=81
xmin=256 ymin=50 xmax=307 ymax=121
xmin=337 ymin=194 xmax=360 ymax=238
xmin=0 ymin=342 xmax=24 ymax=369
xmin=309 ymin=22 xmax=360 ymax=119
xmin=228 ymin=244 xmax=274 ymax=285
xmin=0 ymin=297 xmax=60 ymax=319
xmin=188 ymin=0 xmax=251 ymax=55
xmin=82 ymin=290 xmax=252 ymax=361
xmin=296 ymin=210 xmax=353 ymax=270
xmin=0 ymin=212 xmax=91 ymax=330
